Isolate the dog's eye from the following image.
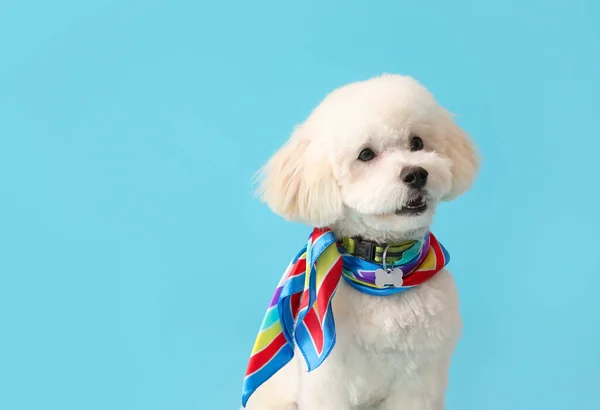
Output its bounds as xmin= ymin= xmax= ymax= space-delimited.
xmin=358 ymin=148 xmax=376 ymax=162
xmin=410 ymin=136 xmax=424 ymax=151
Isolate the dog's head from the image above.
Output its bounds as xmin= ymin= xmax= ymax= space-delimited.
xmin=258 ymin=74 xmax=479 ymax=240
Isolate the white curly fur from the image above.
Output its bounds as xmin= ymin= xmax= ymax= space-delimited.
xmin=246 ymin=74 xmax=479 ymax=410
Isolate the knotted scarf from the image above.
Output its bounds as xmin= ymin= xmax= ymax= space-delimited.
xmin=241 ymin=228 xmax=449 ymax=407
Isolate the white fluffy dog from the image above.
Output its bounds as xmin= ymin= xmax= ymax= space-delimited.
xmin=245 ymin=74 xmax=479 ymax=410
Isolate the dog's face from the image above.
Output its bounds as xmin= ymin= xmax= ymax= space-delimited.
xmin=259 ymin=75 xmax=478 ymax=240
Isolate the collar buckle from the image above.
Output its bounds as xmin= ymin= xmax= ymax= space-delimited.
xmin=354 ymin=239 xmax=376 ymax=262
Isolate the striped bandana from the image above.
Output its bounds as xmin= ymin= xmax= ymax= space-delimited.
xmin=241 ymin=228 xmax=449 ymax=407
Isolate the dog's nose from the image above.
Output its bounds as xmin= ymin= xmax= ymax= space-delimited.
xmin=400 ymin=167 xmax=428 ymax=189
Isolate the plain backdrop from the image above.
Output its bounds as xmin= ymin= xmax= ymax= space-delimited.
xmin=1 ymin=1 xmax=599 ymax=409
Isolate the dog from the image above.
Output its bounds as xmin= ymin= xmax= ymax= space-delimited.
xmin=243 ymin=74 xmax=479 ymax=410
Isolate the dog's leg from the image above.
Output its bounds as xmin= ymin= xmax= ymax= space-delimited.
xmin=378 ymin=361 xmax=450 ymax=410
xmin=379 ymin=394 xmax=444 ymax=410
xmin=296 ymin=362 xmax=352 ymax=410
xmin=243 ymin=359 xmax=300 ymax=410
xmin=242 ymin=404 xmax=297 ymax=410
xmin=297 ymin=386 xmax=351 ymax=410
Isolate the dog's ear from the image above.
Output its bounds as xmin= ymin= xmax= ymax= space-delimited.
xmin=441 ymin=114 xmax=480 ymax=200
xmin=257 ymin=128 xmax=344 ymax=227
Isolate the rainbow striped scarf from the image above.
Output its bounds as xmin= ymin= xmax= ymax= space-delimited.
xmin=241 ymin=228 xmax=449 ymax=407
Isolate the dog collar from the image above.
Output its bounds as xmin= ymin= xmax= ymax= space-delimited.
xmin=339 ymin=233 xmax=449 ymax=296
xmin=340 ymin=236 xmax=421 ymax=264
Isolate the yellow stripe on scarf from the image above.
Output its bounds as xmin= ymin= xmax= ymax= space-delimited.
xmin=251 ymin=319 xmax=283 ymax=355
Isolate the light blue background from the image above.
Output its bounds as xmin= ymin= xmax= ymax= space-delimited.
xmin=1 ymin=1 xmax=599 ymax=409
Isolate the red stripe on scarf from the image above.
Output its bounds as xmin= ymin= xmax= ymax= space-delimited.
xmin=303 ymin=308 xmax=324 ymax=354
xmin=245 ymin=332 xmax=287 ymax=376
xmin=290 ymin=292 xmax=302 ymax=320
xmin=288 ymin=257 xmax=307 ymax=278
xmin=311 ymin=227 xmax=330 ymax=242
xmin=316 ymin=257 xmax=342 ymax=322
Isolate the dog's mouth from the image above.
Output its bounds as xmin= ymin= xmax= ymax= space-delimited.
xmin=395 ymin=195 xmax=428 ymax=216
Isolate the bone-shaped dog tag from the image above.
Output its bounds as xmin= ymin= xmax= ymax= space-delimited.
xmin=374 ymin=268 xmax=404 ymax=288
